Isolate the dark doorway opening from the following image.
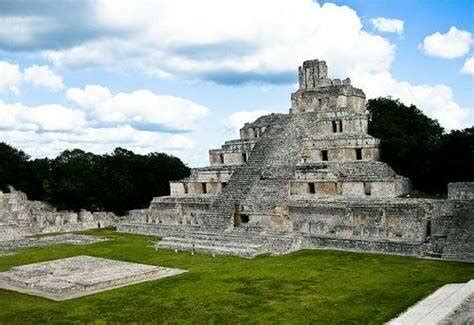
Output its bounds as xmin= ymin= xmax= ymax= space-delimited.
xmin=426 ymin=219 xmax=431 ymax=238
xmin=202 ymin=182 xmax=207 ymax=194
xmin=322 ymin=150 xmax=328 ymax=161
xmin=309 ymin=182 xmax=316 ymax=194
xmin=356 ymin=148 xmax=362 ymax=160
xmin=240 ymin=214 xmax=249 ymax=223
xmin=363 ymin=182 xmax=371 ymax=196
xmin=233 ymin=205 xmax=250 ymax=227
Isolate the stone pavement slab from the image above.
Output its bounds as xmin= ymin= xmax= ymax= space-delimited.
xmin=0 ymin=255 xmax=187 ymax=301
xmin=388 ymin=280 xmax=474 ymax=325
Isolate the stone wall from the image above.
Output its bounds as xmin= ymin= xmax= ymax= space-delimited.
xmin=448 ymin=182 xmax=474 ymax=200
xmin=290 ymin=199 xmax=433 ymax=244
xmin=0 ymin=187 xmax=117 ymax=239
xmin=287 ymin=192 xmax=473 ymax=262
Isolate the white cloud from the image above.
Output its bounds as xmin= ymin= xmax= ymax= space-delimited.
xmin=0 ymin=100 xmax=87 ymax=131
xmin=461 ymin=56 xmax=474 ymax=76
xmin=226 ymin=110 xmax=271 ymax=135
xmin=421 ymin=27 xmax=472 ymax=59
xmin=66 ymin=85 xmax=209 ymax=130
xmin=23 ymin=65 xmax=64 ymax=91
xmin=353 ymin=72 xmax=471 ymax=130
xmin=66 ymin=85 xmax=111 ymax=108
xmin=0 ymin=97 xmax=197 ymax=160
xmin=43 ymin=1 xmax=473 ymax=129
xmin=0 ymin=61 xmax=65 ymax=94
xmin=371 ymin=17 xmax=404 ymax=34
xmin=0 ymin=61 xmax=22 ymax=94
xmin=0 ymin=125 xmax=195 ymax=160
xmin=45 ymin=0 xmax=395 ymax=83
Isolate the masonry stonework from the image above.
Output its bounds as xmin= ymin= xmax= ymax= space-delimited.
xmin=118 ymin=59 xmax=473 ymax=261
xmin=0 ymin=186 xmax=117 ymax=243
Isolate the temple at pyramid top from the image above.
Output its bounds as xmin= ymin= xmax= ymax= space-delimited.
xmin=298 ymin=59 xmax=328 ymax=89
xmin=291 ymin=59 xmax=365 ymax=114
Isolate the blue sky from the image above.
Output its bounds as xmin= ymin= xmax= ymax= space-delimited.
xmin=0 ymin=0 xmax=472 ymax=167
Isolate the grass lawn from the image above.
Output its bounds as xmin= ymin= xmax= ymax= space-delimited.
xmin=0 ymin=229 xmax=473 ymax=324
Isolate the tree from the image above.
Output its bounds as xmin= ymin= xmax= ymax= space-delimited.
xmin=97 ymin=148 xmax=190 ymax=214
xmin=434 ymin=127 xmax=474 ymax=188
xmin=0 ymin=143 xmax=34 ymax=194
xmin=48 ymin=149 xmax=101 ymax=211
xmin=367 ymin=97 xmax=472 ymax=193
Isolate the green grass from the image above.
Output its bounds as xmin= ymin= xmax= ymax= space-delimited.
xmin=0 ymin=229 xmax=473 ymax=324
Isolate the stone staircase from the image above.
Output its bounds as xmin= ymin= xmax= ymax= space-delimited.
xmin=155 ymin=230 xmax=301 ymax=258
xmin=156 ymin=232 xmax=266 ymax=257
xmin=388 ymin=280 xmax=474 ymax=325
xmin=213 ymin=115 xmax=294 ymax=205
xmin=212 ymin=114 xmax=303 ymax=215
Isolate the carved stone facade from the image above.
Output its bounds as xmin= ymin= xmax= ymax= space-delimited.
xmin=118 ymin=59 xmax=473 ymax=262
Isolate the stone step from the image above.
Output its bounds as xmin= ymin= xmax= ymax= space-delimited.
xmin=159 ymin=230 xmax=268 ymax=243
xmin=156 ymin=239 xmax=264 ymax=257
xmin=157 ymin=236 xmax=263 ymax=250
xmin=388 ymin=280 xmax=474 ymax=325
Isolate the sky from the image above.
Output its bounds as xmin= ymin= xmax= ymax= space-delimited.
xmin=0 ymin=0 xmax=473 ymax=167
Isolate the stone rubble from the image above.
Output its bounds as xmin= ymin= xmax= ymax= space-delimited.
xmin=0 ymin=186 xmax=117 ymax=242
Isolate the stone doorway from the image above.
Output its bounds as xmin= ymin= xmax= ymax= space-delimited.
xmin=233 ymin=205 xmax=250 ymax=227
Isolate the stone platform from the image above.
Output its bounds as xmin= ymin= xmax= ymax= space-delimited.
xmin=0 ymin=256 xmax=187 ymax=301
xmin=154 ymin=229 xmax=300 ymax=258
xmin=388 ymin=280 xmax=474 ymax=324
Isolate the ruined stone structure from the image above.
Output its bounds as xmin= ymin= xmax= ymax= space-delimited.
xmin=119 ymin=59 xmax=473 ymax=262
xmin=0 ymin=186 xmax=117 ymax=242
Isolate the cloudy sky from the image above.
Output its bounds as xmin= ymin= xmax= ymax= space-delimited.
xmin=0 ymin=0 xmax=473 ymax=167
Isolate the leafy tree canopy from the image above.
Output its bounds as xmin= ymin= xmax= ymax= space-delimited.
xmin=0 ymin=145 xmax=190 ymax=215
xmin=367 ymin=97 xmax=473 ymax=193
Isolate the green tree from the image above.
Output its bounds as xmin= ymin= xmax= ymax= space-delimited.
xmin=48 ymin=149 xmax=101 ymax=211
xmin=434 ymin=127 xmax=474 ymax=188
xmin=366 ymin=97 xmax=473 ymax=193
xmin=98 ymin=148 xmax=190 ymax=214
xmin=0 ymin=142 xmax=47 ymax=198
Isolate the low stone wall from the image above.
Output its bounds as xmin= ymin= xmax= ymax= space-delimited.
xmin=302 ymin=236 xmax=420 ymax=256
xmin=289 ymin=199 xmax=437 ymax=244
xmin=430 ymin=200 xmax=474 ymax=262
xmin=289 ymin=195 xmax=473 ymax=261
